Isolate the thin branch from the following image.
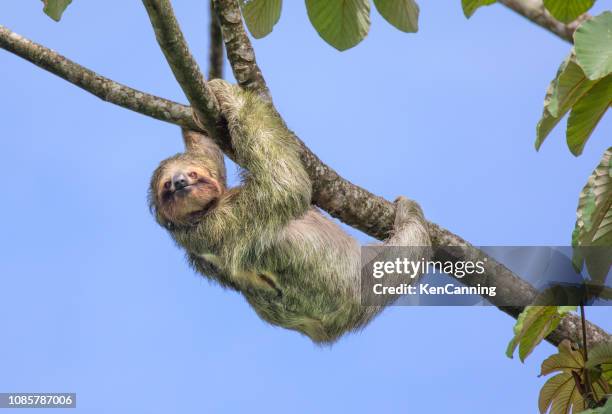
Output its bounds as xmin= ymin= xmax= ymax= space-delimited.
xmin=0 ymin=18 xmax=608 ymax=348
xmin=142 ymin=0 xmax=221 ymax=135
xmin=212 ymin=0 xmax=271 ymax=102
xmin=208 ymin=0 xmax=224 ymax=80
xmin=0 ymin=24 xmax=199 ymax=130
xmin=580 ymin=303 xmax=596 ymax=408
xmin=498 ymin=0 xmax=589 ymax=43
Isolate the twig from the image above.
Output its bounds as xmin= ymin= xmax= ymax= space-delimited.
xmin=142 ymin=0 xmax=221 ymax=135
xmin=0 ymin=25 xmax=198 ymax=130
xmin=580 ymin=303 xmax=597 ymax=408
xmin=208 ymin=0 xmax=224 ymax=80
xmin=497 ymin=0 xmax=589 ymax=43
xmin=212 ymin=0 xmax=271 ymax=102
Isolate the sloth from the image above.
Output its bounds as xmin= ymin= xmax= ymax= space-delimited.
xmin=150 ymin=79 xmax=431 ymax=343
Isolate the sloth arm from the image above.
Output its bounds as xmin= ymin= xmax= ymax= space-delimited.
xmin=208 ymin=79 xmax=312 ymax=231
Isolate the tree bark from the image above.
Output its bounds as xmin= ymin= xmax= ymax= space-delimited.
xmin=498 ymin=0 xmax=589 ymax=43
xmin=207 ymin=0 xmax=224 ymax=80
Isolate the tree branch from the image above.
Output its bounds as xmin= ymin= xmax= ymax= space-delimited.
xmin=212 ymin=0 xmax=271 ymax=102
xmin=0 ymin=24 xmax=201 ymax=131
xmin=141 ymin=0 xmax=222 ymax=136
xmin=207 ymin=0 xmax=224 ymax=80
xmin=144 ymin=0 xmax=610 ymax=348
xmin=0 ymin=10 xmax=608 ymax=348
xmin=498 ymin=0 xmax=589 ymax=43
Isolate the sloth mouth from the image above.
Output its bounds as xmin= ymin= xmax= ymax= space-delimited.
xmin=174 ymin=184 xmax=195 ymax=196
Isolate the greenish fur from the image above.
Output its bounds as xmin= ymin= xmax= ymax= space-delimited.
xmin=150 ymin=80 xmax=431 ymax=343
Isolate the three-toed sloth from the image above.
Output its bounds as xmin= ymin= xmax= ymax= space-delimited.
xmin=150 ymin=79 xmax=431 ymax=343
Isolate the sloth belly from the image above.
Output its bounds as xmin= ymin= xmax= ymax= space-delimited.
xmin=199 ymin=252 xmax=360 ymax=343
xmin=200 ymin=252 xmax=282 ymax=296
xmin=244 ymin=291 xmax=360 ymax=343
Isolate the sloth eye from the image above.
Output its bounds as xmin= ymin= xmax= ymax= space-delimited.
xmin=163 ymin=181 xmax=171 ymax=190
xmin=188 ymin=171 xmax=198 ymax=179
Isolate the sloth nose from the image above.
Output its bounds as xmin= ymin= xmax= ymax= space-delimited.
xmin=173 ymin=173 xmax=189 ymax=190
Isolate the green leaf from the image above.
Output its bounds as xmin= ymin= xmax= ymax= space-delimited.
xmin=306 ymin=0 xmax=370 ymax=51
xmin=373 ymin=0 xmax=419 ymax=33
xmin=572 ymin=147 xmax=612 ymax=283
xmin=539 ymin=372 xmax=585 ymax=414
xmin=548 ymin=56 xmax=598 ymax=118
xmin=506 ymin=306 xmax=529 ymax=358
xmin=506 ymin=306 xmax=575 ymax=362
xmin=585 ymin=341 xmax=612 ymax=369
xmin=518 ymin=310 xmax=558 ymax=362
xmin=557 ymin=306 xmax=578 ymax=314
xmin=566 ymin=75 xmax=611 ymax=156
xmin=585 ymin=342 xmax=612 ymax=392
xmin=539 ymin=340 xmax=587 ymax=414
xmin=535 ymin=54 xmax=597 ymax=150
xmin=240 ymin=0 xmax=282 ymax=39
xmin=575 ymin=11 xmax=612 ymax=80
xmin=461 ymin=0 xmax=496 ymax=18
xmin=536 ymin=104 xmax=564 ymax=150
xmin=541 ymin=340 xmax=585 ymax=376
xmin=543 ymin=0 xmax=595 ymax=24
xmin=604 ymin=364 xmax=612 ymax=382
xmin=41 ymin=0 xmax=72 ymax=21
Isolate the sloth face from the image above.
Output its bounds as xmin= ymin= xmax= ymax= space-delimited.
xmin=153 ymin=159 xmax=223 ymax=226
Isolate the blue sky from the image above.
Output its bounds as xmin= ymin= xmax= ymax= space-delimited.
xmin=0 ymin=1 xmax=610 ymax=413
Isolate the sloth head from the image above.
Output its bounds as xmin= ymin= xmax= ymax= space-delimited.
xmin=150 ymin=132 xmax=227 ymax=228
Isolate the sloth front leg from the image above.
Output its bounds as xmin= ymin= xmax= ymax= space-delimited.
xmin=207 ymin=78 xmax=311 ymax=226
xmin=360 ymin=197 xmax=432 ymax=311
xmin=388 ymin=196 xmax=431 ymax=247
xmin=384 ymin=196 xmax=432 ymax=281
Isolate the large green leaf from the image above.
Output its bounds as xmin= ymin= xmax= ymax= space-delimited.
xmin=537 ymin=104 xmax=564 ymax=149
xmin=240 ymin=0 xmax=282 ymax=39
xmin=539 ymin=372 xmax=585 ymax=414
xmin=535 ymin=51 xmax=610 ymax=154
xmin=461 ymin=0 xmax=496 ymax=18
xmin=539 ymin=361 xmax=609 ymax=414
xmin=306 ymin=0 xmax=370 ymax=51
xmin=572 ymin=148 xmax=612 ymax=282
xmin=585 ymin=341 xmax=612 ymax=391
xmin=41 ymin=0 xmax=72 ymax=21
xmin=585 ymin=341 xmax=612 ymax=369
xmin=373 ymin=0 xmax=419 ymax=33
xmin=566 ymin=75 xmax=611 ymax=156
xmin=603 ymin=364 xmax=612 ymax=382
xmin=548 ymin=56 xmax=598 ymax=118
xmin=539 ymin=340 xmax=587 ymax=414
xmin=575 ymin=12 xmax=612 ymax=81
xmin=543 ymin=0 xmax=595 ymax=24
xmin=574 ymin=147 xmax=612 ymax=244
xmin=506 ymin=307 xmax=528 ymax=358
xmin=536 ymin=54 xmax=597 ymax=150
xmin=541 ymin=340 xmax=585 ymax=376
xmin=506 ymin=306 xmax=576 ymax=362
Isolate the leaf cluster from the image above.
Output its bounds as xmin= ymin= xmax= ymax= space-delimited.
xmin=536 ymin=13 xmax=612 ymax=156
xmin=463 ymin=0 xmax=596 ymax=22
xmin=539 ymin=340 xmax=611 ymax=414
xmin=238 ymin=0 xmax=419 ymax=51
